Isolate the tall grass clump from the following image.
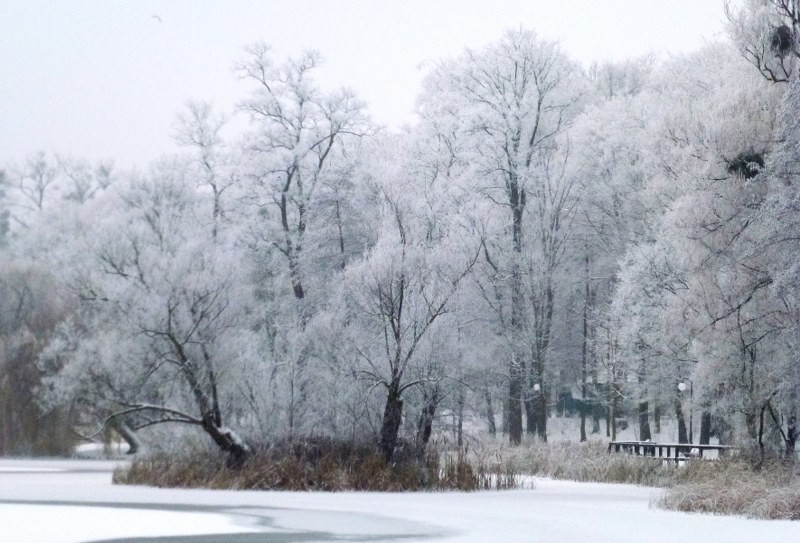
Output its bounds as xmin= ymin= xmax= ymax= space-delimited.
xmin=486 ymin=440 xmax=680 ymax=486
xmin=658 ymin=460 xmax=800 ymax=520
xmin=478 ymin=438 xmax=799 ymax=520
xmin=113 ymin=438 xmax=522 ymax=492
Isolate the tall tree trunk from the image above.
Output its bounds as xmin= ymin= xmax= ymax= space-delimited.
xmin=525 ymin=385 xmax=547 ymax=442
xmin=416 ymin=393 xmax=438 ymax=460
xmin=525 ymin=353 xmax=548 ymax=441
xmin=508 ymin=181 xmax=525 ymax=446
xmin=786 ymin=413 xmax=797 ymax=460
xmin=757 ymin=401 xmax=768 ymax=466
xmin=456 ymin=388 xmax=464 ymax=448
xmin=508 ymin=374 xmax=523 ymax=445
xmin=485 ymin=388 xmax=496 ymax=436
xmin=699 ymin=411 xmax=712 ymax=445
xmin=638 ymin=401 xmax=651 ymax=441
xmin=380 ymin=382 xmax=404 ymax=463
xmin=591 ymin=361 xmax=600 ymax=434
xmin=524 ymin=388 xmax=547 ymax=441
xmin=654 ymin=405 xmax=661 ymax=434
xmin=580 ymin=253 xmax=590 ymax=442
xmin=508 ymin=348 xmax=524 ymax=445
xmin=638 ymin=362 xmax=650 ymax=441
xmin=676 ymin=399 xmax=689 ymax=445
xmin=579 ymin=407 xmax=587 ymax=442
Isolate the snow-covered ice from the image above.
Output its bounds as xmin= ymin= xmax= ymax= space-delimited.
xmin=1 ymin=503 xmax=261 ymax=543
xmin=0 ymin=458 xmax=797 ymax=542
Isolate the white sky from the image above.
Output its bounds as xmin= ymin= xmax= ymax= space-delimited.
xmin=1 ymin=0 xmax=730 ymax=169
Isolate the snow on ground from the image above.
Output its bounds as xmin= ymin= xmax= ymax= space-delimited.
xmin=1 ymin=503 xmax=261 ymax=543
xmin=0 ymin=458 xmax=798 ymax=542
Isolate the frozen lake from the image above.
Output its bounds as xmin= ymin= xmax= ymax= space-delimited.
xmin=0 ymin=458 xmax=797 ymax=542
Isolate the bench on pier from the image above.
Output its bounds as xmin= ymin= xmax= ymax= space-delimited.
xmin=608 ymin=441 xmax=737 ymax=462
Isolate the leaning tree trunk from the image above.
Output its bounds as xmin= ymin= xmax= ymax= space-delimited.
xmin=184 ymin=369 xmax=250 ymax=467
xmin=201 ymin=414 xmax=250 ymax=468
xmin=112 ymin=419 xmax=142 ymax=455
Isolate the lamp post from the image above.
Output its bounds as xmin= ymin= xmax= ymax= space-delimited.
xmin=678 ymin=381 xmax=693 ymax=444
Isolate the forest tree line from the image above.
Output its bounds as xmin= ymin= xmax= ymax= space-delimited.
xmin=0 ymin=0 xmax=798 ymax=463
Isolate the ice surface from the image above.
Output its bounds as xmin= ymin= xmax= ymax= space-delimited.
xmin=0 ymin=458 xmax=797 ymax=542
xmin=0 ymin=503 xmax=261 ymax=543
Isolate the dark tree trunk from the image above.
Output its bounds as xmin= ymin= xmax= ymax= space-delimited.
xmin=485 ymin=389 xmax=496 ymax=436
xmin=757 ymin=401 xmax=768 ymax=466
xmin=591 ymin=364 xmax=600 ymax=434
xmin=508 ymin=179 xmax=525 ymax=446
xmin=176 ymin=348 xmax=250 ymax=468
xmin=654 ymin=405 xmax=661 ymax=434
xmin=786 ymin=413 xmax=797 ymax=459
xmin=416 ymin=395 xmax=438 ymax=459
xmin=637 ymin=364 xmax=650 ymax=441
xmin=638 ymin=401 xmax=651 ymax=441
xmin=380 ymin=383 xmax=404 ymax=463
xmin=508 ymin=359 xmax=523 ymax=445
xmin=201 ymin=415 xmax=250 ymax=468
xmin=580 ymin=252 xmax=590 ymax=442
xmin=580 ymin=408 xmax=587 ymax=442
xmin=113 ymin=419 xmax=142 ymax=455
xmin=524 ymin=389 xmax=548 ymax=441
xmin=608 ymin=381 xmax=622 ymax=441
xmin=536 ymin=392 xmax=547 ymax=441
xmin=456 ymin=389 xmax=464 ymax=448
xmin=676 ymin=400 xmax=689 ymax=445
xmin=699 ymin=411 xmax=712 ymax=445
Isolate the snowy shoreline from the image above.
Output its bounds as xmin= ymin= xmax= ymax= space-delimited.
xmin=1 ymin=458 xmax=798 ymax=543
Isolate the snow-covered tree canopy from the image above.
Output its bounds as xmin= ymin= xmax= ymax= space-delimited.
xmin=2 ymin=2 xmax=799 ymax=461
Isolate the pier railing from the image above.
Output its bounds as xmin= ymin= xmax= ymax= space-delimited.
xmin=608 ymin=441 xmax=737 ymax=462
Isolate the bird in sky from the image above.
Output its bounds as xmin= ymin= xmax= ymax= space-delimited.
xmin=151 ymin=14 xmax=162 ymax=23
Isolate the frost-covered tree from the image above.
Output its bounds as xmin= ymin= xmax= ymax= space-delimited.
xmin=419 ymin=29 xmax=585 ymax=443
xmin=238 ymin=43 xmax=372 ymax=306
xmin=752 ymin=74 xmax=800 ymax=457
xmin=323 ymin=136 xmax=480 ymax=461
xmin=40 ymin=160 xmax=258 ymax=463
xmin=726 ymin=0 xmax=800 ymax=83
xmin=235 ymin=45 xmax=374 ymax=438
xmin=609 ymin=44 xmax=784 ymax=449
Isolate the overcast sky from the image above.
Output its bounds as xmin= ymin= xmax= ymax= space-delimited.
xmin=1 ymin=0 xmax=730 ymax=169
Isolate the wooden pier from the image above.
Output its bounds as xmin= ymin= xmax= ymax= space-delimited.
xmin=608 ymin=441 xmax=737 ymax=462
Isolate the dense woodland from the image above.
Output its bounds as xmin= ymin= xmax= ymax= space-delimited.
xmin=1 ymin=0 xmax=798 ymax=464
